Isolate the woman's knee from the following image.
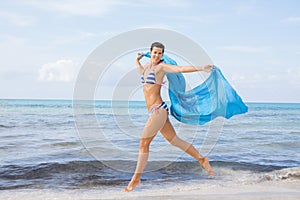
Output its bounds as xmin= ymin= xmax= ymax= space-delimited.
xmin=139 ymin=138 xmax=152 ymax=151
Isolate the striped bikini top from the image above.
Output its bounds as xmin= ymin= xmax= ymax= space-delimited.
xmin=141 ymin=70 xmax=156 ymax=84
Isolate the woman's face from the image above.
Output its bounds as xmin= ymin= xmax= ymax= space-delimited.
xmin=150 ymin=47 xmax=163 ymax=65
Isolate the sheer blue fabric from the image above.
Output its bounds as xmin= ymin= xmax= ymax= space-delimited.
xmin=142 ymin=52 xmax=248 ymax=125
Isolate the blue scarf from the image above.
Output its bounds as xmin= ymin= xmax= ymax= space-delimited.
xmin=143 ymin=52 xmax=248 ymax=125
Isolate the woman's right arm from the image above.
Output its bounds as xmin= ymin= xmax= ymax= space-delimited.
xmin=136 ymin=53 xmax=144 ymax=74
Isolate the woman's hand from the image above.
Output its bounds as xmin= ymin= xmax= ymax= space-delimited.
xmin=203 ymin=64 xmax=214 ymax=73
xmin=136 ymin=52 xmax=143 ymax=61
xmin=136 ymin=53 xmax=144 ymax=74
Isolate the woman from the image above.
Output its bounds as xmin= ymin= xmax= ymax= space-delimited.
xmin=125 ymin=42 xmax=214 ymax=192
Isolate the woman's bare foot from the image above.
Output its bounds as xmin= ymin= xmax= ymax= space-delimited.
xmin=199 ymin=157 xmax=214 ymax=176
xmin=124 ymin=179 xmax=141 ymax=192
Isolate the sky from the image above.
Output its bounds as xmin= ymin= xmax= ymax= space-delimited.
xmin=0 ymin=0 xmax=299 ymax=102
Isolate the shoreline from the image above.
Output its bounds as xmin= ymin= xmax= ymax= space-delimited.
xmin=1 ymin=180 xmax=299 ymax=200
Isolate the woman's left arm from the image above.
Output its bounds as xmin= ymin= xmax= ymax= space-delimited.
xmin=161 ymin=63 xmax=213 ymax=73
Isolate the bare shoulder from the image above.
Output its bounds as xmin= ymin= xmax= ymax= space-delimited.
xmin=159 ymin=62 xmax=179 ymax=73
xmin=155 ymin=63 xmax=166 ymax=73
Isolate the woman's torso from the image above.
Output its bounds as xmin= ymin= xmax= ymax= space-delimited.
xmin=141 ymin=63 xmax=165 ymax=111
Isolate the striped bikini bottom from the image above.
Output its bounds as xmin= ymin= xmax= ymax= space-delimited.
xmin=150 ymin=101 xmax=169 ymax=114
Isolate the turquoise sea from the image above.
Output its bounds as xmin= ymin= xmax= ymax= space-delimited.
xmin=0 ymin=99 xmax=299 ymax=191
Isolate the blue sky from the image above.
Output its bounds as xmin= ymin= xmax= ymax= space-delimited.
xmin=0 ymin=0 xmax=299 ymax=102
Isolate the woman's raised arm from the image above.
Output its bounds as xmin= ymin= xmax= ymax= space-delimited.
xmin=161 ymin=63 xmax=213 ymax=73
xmin=136 ymin=53 xmax=144 ymax=74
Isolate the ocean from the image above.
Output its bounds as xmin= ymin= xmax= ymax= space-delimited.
xmin=0 ymin=99 xmax=299 ymax=198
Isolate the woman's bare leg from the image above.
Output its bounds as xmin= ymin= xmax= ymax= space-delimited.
xmin=160 ymin=118 xmax=213 ymax=176
xmin=124 ymin=109 xmax=167 ymax=192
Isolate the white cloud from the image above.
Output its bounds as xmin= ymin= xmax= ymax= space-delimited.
xmin=230 ymin=67 xmax=300 ymax=85
xmin=38 ymin=59 xmax=77 ymax=82
xmin=218 ymin=45 xmax=269 ymax=53
xmin=141 ymin=23 xmax=175 ymax=30
xmin=166 ymin=14 xmax=222 ymax=24
xmin=25 ymin=0 xmax=190 ymax=17
xmin=286 ymin=68 xmax=300 ymax=85
xmin=0 ymin=34 xmax=27 ymax=46
xmin=282 ymin=17 xmax=300 ymax=23
xmin=234 ymin=2 xmax=257 ymax=15
xmin=0 ymin=11 xmax=35 ymax=27
xmin=26 ymin=0 xmax=125 ymax=16
xmin=51 ymin=31 xmax=98 ymax=46
xmin=134 ymin=0 xmax=190 ymax=8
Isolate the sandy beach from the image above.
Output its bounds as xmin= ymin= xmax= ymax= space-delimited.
xmin=1 ymin=179 xmax=299 ymax=200
xmin=0 ymin=182 xmax=299 ymax=200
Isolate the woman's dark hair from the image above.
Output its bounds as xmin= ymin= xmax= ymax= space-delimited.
xmin=150 ymin=42 xmax=165 ymax=53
